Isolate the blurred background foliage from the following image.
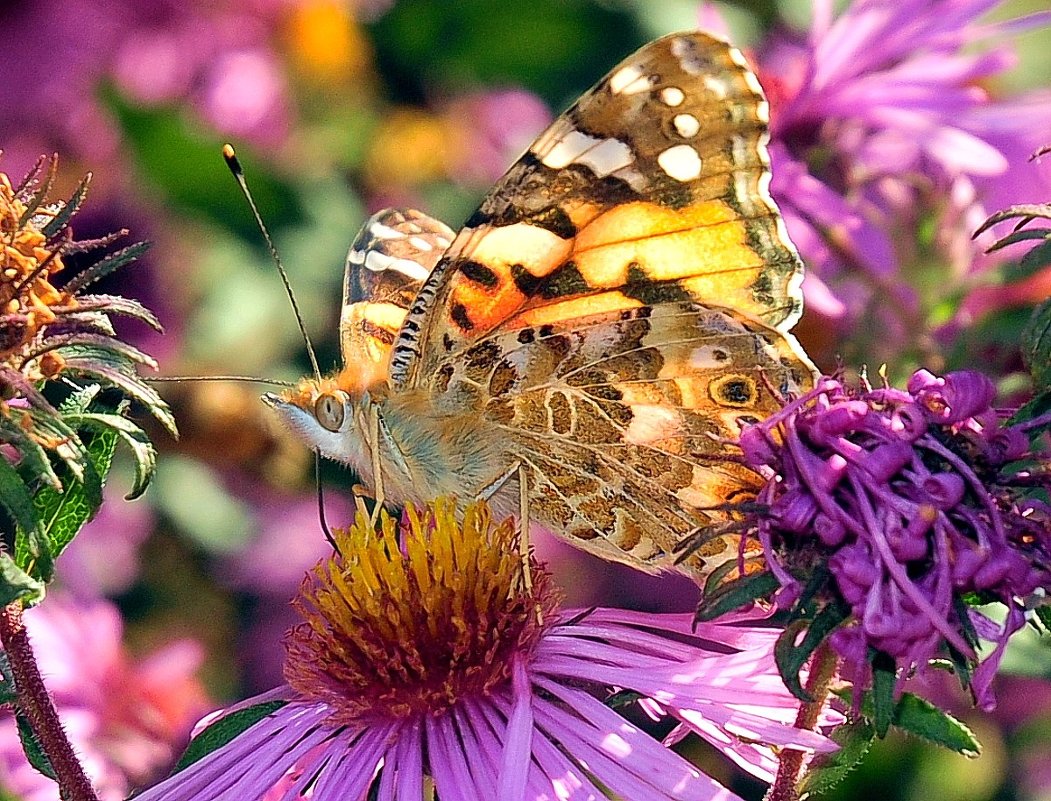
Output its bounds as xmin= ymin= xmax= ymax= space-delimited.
xmin=1 ymin=0 xmax=1050 ymax=799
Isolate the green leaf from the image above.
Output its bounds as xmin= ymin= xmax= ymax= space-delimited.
xmin=800 ymin=719 xmax=875 ymax=796
xmin=30 ymin=425 xmax=119 ymax=569
xmin=0 ymin=555 xmax=45 ymax=607
xmin=173 ymin=701 xmax=287 ymax=773
xmin=774 ymin=603 xmax=848 ymax=702
xmin=0 ymin=457 xmax=39 ymax=537
xmin=64 ymin=412 xmax=156 ymax=499
xmin=40 ymin=172 xmax=90 ymax=238
xmin=694 ymin=570 xmax=779 ymax=622
xmin=1022 ymin=297 xmax=1051 ymax=391
xmin=1036 ymin=604 xmax=1051 ymax=633
xmin=872 ymin=654 xmax=897 ymax=738
xmin=74 ymin=294 xmax=162 ymax=330
xmin=16 ymin=715 xmax=57 ymax=782
xmin=892 ymin=693 xmax=981 ymax=757
xmin=604 ymin=689 xmax=646 ymax=709
xmin=58 ymin=384 xmax=101 ymax=416
xmin=59 ymin=357 xmax=177 ymax=437
xmin=61 ymin=241 xmax=150 ymax=295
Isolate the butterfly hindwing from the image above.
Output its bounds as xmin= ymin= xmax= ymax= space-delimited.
xmin=340 ymin=209 xmax=454 ymax=374
xmin=422 ymin=301 xmax=806 ymax=572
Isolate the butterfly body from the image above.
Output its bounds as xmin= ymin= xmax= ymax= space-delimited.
xmin=266 ymin=31 xmax=817 ymax=579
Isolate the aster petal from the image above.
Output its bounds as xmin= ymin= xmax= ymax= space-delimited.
xmin=308 ymin=727 xmax=389 ymax=800
xmin=426 ymin=714 xmax=483 ymax=801
xmin=498 ymin=657 xmax=534 ymax=801
xmin=391 ymin=719 xmax=424 ymax=801
xmin=534 ymin=679 xmax=739 ymax=801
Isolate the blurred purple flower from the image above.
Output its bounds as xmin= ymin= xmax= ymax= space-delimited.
xmin=0 ymin=594 xmax=211 ymax=801
xmin=55 ymin=482 xmax=154 ymax=599
xmin=753 ymin=0 xmax=1051 ymax=362
xmin=736 ymin=369 xmax=1051 ymax=709
xmin=444 ymin=88 xmax=552 ymax=186
xmin=134 ymin=499 xmax=837 ymax=801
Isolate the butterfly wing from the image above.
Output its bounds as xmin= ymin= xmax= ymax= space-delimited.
xmin=340 ymin=208 xmax=454 ymax=376
xmin=384 ymin=31 xmax=817 ymax=578
xmin=389 ymin=31 xmax=810 ymax=389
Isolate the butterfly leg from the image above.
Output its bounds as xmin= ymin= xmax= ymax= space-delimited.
xmin=368 ymin=404 xmax=385 ymax=525
xmin=474 ymin=462 xmax=538 ymax=609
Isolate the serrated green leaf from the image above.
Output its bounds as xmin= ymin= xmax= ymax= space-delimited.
xmin=57 ymin=385 xmax=101 ymax=416
xmin=61 ymin=241 xmax=150 ymax=295
xmin=30 ymin=425 xmax=118 ymax=568
xmin=800 ymin=719 xmax=876 ymax=796
xmin=694 ymin=570 xmax=779 ymax=622
xmin=1022 ymin=297 xmax=1051 ymax=391
xmin=15 ymin=715 xmax=57 ymax=782
xmin=892 ymin=693 xmax=981 ymax=756
xmin=872 ymin=655 xmax=897 ymax=738
xmin=0 ymin=456 xmax=39 ymax=536
xmin=60 ymin=358 xmax=177 ymax=437
xmin=774 ymin=603 xmax=848 ymax=702
xmin=988 ymin=227 xmax=1051 ymax=254
xmin=173 ymin=701 xmax=287 ymax=773
xmin=40 ymin=173 xmax=90 ymax=238
xmin=64 ymin=412 xmax=156 ymax=499
xmin=0 ymin=555 xmax=45 ymax=606
xmin=74 ymin=294 xmax=162 ymax=330
xmin=788 ymin=564 xmax=832 ymax=621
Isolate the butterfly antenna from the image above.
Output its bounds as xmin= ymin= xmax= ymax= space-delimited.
xmin=146 ymin=375 xmax=297 ymax=387
xmin=222 ymin=144 xmax=322 ymax=383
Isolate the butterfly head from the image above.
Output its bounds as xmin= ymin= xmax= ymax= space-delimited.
xmin=262 ymin=371 xmax=379 ymax=467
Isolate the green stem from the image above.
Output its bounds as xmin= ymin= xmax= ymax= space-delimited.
xmin=765 ymin=642 xmax=839 ymax=801
xmin=0 ymin=602 xmax=100 ymax=801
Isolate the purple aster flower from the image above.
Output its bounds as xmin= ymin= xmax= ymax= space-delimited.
xmin=0 ymin=594 xmax=211 ymax=801
xmin=134 ymin=499 xmax=837 ymax=801
xmin=728 ymin=369 xmax=1051 ymax=710
xmin=750 ymin=0 xmax=1051 ymax=365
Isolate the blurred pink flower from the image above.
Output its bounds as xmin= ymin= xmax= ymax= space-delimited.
xmin=444 ymin=88 xmax=552 ymax=186
xmin=0 ymin=594 xmax=212 ymax=801
xmin=55 ymin=483 xmax=154 ymax=599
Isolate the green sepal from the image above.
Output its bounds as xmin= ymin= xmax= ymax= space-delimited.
xmin=0 ymin=457 xmax=40 ymax=539
xmin=774 ymin=602 xmax=848 ymax=702
xmin=61 ymin=241 xmax=150 ymax=295
xmin=694 ymin=570 xmax=779 ymax=623
xmin=871 ymin=653 xmax=897 ymax=738
xmin=1035 ymin=604 xmax=1051 ymax=633
xmin=799 ymin=718 xmax=875 ymax=797
xmin=837 ymin=688 xmax=982 ymax=756
xmin=173 ymin=701 xmax=287 ymax=773
xmin=16 ymin=715 xmax=57 ymax=782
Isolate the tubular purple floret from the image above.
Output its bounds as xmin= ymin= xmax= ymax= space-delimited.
xmin=731 ymin=369 xmax=1051 ymax=705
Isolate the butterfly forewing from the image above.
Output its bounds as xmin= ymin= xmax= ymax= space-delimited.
xmin=390 ymin=31 xmax=810 ymax=389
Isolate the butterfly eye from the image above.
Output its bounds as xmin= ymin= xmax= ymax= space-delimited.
xmin=314 ymin=393 xmax=345 ymax=432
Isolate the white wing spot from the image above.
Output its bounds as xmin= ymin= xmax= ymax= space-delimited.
xmin=539 ymin=129 xmax=634 ymax=177
xmin=657 ymin=145 xmax=702 ymax=182
xmin=408 ymin=236 xmax=433 ymax=252
xmin=670 ymin=37 xmax=705 ymax=75
xmin=363 ymin=249 xmax=430 ymax=281
xmin=610 ymin=64 xmax=652 ymax=95
xmin=368 ymin=223 xmax=402 ymax=240
xmin=673 ymin=113 xmax=700 ymax=138
xmin=689 ymin=345 xmax=732 ymax=369
xmin=702 ymin=75 xmax=729 ymax=99
xmin=660 ymin=86 xmax=685 ymax=106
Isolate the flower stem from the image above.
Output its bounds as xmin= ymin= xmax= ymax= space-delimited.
xmin=0 ymin=602 xmax=100 ymax=801
xmin=765 ymin=642 xmax=838 ymax=801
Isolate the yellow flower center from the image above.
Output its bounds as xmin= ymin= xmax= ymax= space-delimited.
xmin=283 ymin=499 xmax=559 ymax=726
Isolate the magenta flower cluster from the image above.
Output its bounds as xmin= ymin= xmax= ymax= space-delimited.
xmin=739 ymin=370 xmax=1051 ymax=707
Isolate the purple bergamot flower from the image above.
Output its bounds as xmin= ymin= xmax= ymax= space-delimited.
xmin=133 ymin=499 xmax=838 ymax=801
xmin=720 ymin=368 xmax=1051 ymax=711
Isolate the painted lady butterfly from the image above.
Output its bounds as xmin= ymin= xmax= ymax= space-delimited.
xmin=265 ymin=31 xmax=816 ymax=580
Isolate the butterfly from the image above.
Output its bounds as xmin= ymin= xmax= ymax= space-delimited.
xmin=264 ymin=31 xmax=817 ymax=581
